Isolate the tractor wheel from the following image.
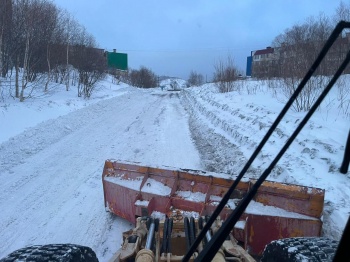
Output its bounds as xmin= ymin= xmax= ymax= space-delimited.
xmin=0 ymin=244 xmax=98 ymax=262
xmin=261 ymin=237 xmax=339 ymax=262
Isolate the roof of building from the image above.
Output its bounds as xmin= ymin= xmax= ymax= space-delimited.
xmin=254 ymin=47 xmax=274 ymax=56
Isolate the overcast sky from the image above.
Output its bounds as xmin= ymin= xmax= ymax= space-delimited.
xmin=54 ymin=0 xmax=344 ymax=80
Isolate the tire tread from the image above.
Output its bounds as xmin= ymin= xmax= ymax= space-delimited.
xmin=0 ymin=244 xmax=98 ymax=262
xmin=261 ymin=237 xmax=338 ymax=262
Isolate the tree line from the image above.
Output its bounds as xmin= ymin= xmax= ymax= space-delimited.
xmin=0 ymin=0 xmax=106 ymax=100
xmin=1 ymin=0 xmax=349 ymax=112
xmin=253 ymin=2 xmax=350 ymax=111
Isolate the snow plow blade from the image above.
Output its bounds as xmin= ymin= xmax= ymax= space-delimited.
xmin=102 ymin=160 xmax=325 ymax=257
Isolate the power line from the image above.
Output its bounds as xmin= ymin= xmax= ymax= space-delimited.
xmin=113 ymin=46 xmax=265 ymax=54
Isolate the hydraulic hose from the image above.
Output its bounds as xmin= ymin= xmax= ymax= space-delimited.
xmin=161 ymin=218 xmax=169 ymax=254
xmin=167 ymin=218 xmax=173 ymax=253
xmin=184 ymin=217 xmax=191 ymax=252
xmin=145 ymin=220 xmax=155 ymax=250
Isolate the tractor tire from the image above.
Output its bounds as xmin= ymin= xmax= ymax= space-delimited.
xmin=261 ymin=237 xmax=339 ymax=262
xmin=0 ymin=244 xmax=98 ymax=262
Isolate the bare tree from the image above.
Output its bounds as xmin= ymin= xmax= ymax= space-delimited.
xmin=59 ymin=12 xmax=81 ymax=91
xmin=128 ymin=66 xmax=157 ymax=88
xmin=70 ymin=29 xmax=106 ymax=98
xmin=63 ymin=11 xmax=72 ymax=91
xmin=9 ymin=0 xmax=27 ymax=98
xmin=272 ymin=15 xmax=333 ymax=111
xmin=18 ymin=0 xmax=57 ymax=101
xmin=1 ymin=0 xmax=107 ymax=101
xmin=332 ymin=2 xmax=350 ymax=117
xmin=110 ymin=68 xmax=128 ymax=84
xmin=213 ymin=55 xmax=240 ymax=93
xmin=18 ymin=0 xmax=34 ymax=101
xmin=40 ymin=1 xmax=60 ymax=92
xmin=0 ymin=0 xmax=13 ymax=77
xmin=187 ymin=70 xmax=204 ymax=87
xmin=335 ymin=77 xmax=350 ymax=117
xmin=334 ymin=1 xmax=350 ymax=23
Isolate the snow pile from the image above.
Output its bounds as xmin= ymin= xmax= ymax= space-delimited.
xmin=160 ymin=78 xmax=187 ymax=90
xmin=104 ymin=175 xmax=143 ymax=190
xmin=141 ymin=178 xmax=172 ymax=196
xmin=135 ymin=200 xmax=149 ymax=206
xmin=246 ymin=201 xmax=318 ymax=220
xmin=175 ymin=190 xmax=206 ymax=202
xmin=181 ymin=78 xmax=349 ymax=240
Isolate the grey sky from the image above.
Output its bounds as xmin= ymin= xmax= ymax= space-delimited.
xmin=54 ymin=0 xmax=344 ymax=80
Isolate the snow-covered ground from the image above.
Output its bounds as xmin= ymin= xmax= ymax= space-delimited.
xmin=0 ymin=76 xmax=349 ymax=261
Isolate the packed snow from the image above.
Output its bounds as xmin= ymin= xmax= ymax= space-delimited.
xmin=141 ymin=178 xmax=172 ymax=196
xmin=104 ymin=174 xmax=144 ymax=190
xmin=245 ymin=200 xmax=319 ymax=220
xmin=0 ymin=75 xmax=349 ymax=261
xmin=176 ymin=190 xmax=206 ymax=202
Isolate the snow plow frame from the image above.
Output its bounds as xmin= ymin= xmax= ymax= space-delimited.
xmin=102 ymin=160 xmax=325 ymax=257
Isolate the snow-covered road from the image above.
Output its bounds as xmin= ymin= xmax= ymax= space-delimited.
xmin=1 ymin=78 xmax=348 ymax=261
xmin=0 ymin=87 xmax=201 ymax=261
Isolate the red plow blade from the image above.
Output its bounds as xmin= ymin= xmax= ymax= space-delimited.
xmin=102 ymin=160 xmax=324 ymax=256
